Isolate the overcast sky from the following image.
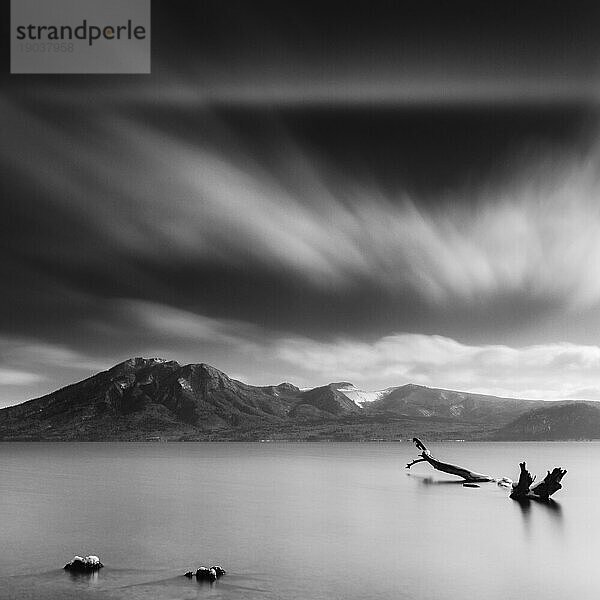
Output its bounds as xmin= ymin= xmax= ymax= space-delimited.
xmin=2 ymin=1 xmax=600 ymax=406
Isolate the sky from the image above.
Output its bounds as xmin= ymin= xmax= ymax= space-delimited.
xmin=2 ymin=1 xmax=600 ymax=406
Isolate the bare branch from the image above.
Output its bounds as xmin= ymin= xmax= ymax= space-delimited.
xmin=406 ymin=438 xmax=492 ymax=482
xmin=406 ymin=457 xmax=427 ymax=469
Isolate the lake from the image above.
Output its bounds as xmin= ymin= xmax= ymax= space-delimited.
xmin=0 ymin=442 xmax=597 ymax=600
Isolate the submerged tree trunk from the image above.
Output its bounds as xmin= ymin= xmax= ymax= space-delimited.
xmin=509 ymin=462 xmax=567 ymax=502
xmin=405 ymin=437 xmax=493 ymax=482
xmin=406 ymin=438 xmax=567 ymax=501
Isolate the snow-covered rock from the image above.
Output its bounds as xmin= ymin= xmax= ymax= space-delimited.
xmin=64 ymin=555 xmax=103 ymax=572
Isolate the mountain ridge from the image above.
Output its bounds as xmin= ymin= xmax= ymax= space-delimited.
xmin=0 ymin=357 xmax=598 ymax=441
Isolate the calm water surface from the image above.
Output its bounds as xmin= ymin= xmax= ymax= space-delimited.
xmin=0 ymin=442 xmax=598 ymax=600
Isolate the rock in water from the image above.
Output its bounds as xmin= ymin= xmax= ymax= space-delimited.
xmin=184 ymin=565 xmax=226 ymax=581
xmin=212 ymin=565 xmax=226 ymax=577
xmin=64 ymin=555 xmax=103 ymax=572
xmin=195 ymin=566 xmax=217 ymax=581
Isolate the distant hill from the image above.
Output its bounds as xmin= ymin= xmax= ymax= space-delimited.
xmin=361 ymin=383 xmax=541 ymax=423
xmin=290 ymin=383 xmax=363 ymax=419
xmin=494 ymin=402 xmax=600 ymax=440
xmin=0 ymin=357 xmax=596 ymax=440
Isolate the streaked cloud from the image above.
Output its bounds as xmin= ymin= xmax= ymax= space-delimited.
xmin=1 ymin=339 xmax=105 ymax=373
xmin=0 ymin=368 xmax=42 ymax=386
xmin=3 ymin=95 xmax=600 ymax=314
xmin=173 ymin=140 xmax=600 ymax=309
xmin=115 ymin=299 xmax=262 ymax=353
xmin=0 ymin=335 xmax=109 ymax=407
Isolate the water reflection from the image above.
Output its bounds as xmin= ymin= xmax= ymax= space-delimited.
xmin=408 ymin=471 xmax=565 ymax=543
xmin=513 ymin=497 xmax=533 ymax=537
xmin=514 ymin=497 xmax=562 ymax=517
xmin=513 ymin=497 xmax=564 ymax=541
xmin=408 ymin=474 xmax=465 ymax=486
xmin=66 ymin=569 xmax=100 ymax=586
xmin=542 ymin=498 xmax=563 ymax=517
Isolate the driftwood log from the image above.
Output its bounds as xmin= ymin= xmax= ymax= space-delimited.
xmin=406 ymin=437 xmax=493 ymax=482
xmin=509 ymin=462 xmax=567 ymax=502
xmin=406 ymin=438 xmax=567 ymax=501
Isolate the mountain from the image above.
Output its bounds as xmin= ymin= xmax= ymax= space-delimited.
xmin=0 ymin=358 xmax=294 ymax=440
xmin=361 ymin=383 xmax=542 ymax=423
xmin=0 ymin=358 xmax=364 ymax=440
xmin=0 ymin=357 xmax=596 ymax=440
xmin=494 ymin=402 xmax=600 ymax=440
xmin=290 ymin=383 xmax=363 ymax=419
